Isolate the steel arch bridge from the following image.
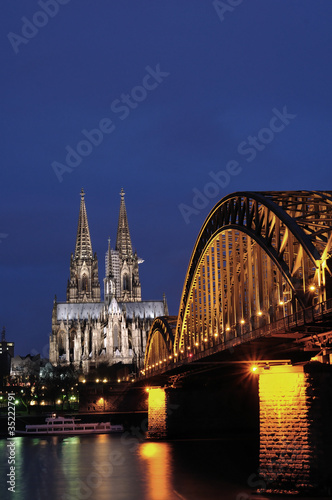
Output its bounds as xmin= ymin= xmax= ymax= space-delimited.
xmin=144 ymin=191 xmax=332 ymax=372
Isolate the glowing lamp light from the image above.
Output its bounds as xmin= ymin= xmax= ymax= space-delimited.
xmin=240 ymin=319 xmax=245 ymax=324
xmin=117 ymin=379 xmax=121 ymax=383
xmin=195 ymin=342 xmax=199 ymax=346
xmin=214 ymin=333 xmax=218 ymax=337
xmin=103 ymin=378 xmax=107 ymax=383
xmin=96 ymin=379 xmax=99 ymax=383
xmin=309 ymin=285 xmax=316 ymax=291
xmin=145 ymin=387 xmax=150 ymax=392
xmin=251 ymin=366 xmax=258 ymax=373
xmin=258 ymin=311 xmax=263 ymax=316
xmin=226 ymin=327 xmax=230 ymax=331
xmin=168 ymin=355 xmax=172 ymax=359
xmin=203 ymin=338 xmax=208 ymax=342
xmin=279 ymin=300 xmax=284 ymax=306
xmin=82 ymin=379 xmax=86 ymax=384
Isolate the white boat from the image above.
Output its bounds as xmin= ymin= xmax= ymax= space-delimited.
xmin=18 ymin=415 xmax=124 ymax=435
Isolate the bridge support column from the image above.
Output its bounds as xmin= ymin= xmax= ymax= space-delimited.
xmin=258 ymin=363 xmax=332 ymax=495
xmin=147 ymin=387 xmax=168 ymax=439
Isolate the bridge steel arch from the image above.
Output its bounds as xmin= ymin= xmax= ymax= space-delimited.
xmin=144 ymin=316 xmax=177 ymax=371
xmin=173 ymin=190 xmax=332 ymax=354
xmin=143 ymin=191 xmax=332 ymax=370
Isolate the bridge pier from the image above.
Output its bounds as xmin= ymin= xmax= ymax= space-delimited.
xmin=258 ymin=363 xmax=332 ymax=495
xmin=146 ymin=370 xmax=259 ymax=439
xmin=147 ymin=387 xmax=168 ymax=438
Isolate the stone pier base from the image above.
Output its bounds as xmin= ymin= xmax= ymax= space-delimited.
xmin=258 ymin=363 xmax=332 ymax=495
xmin=147 ymin=387 xmax=167 ymax=439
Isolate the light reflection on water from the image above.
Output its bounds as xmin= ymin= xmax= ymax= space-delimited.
xmin=139 ymin=442 xmax=172 ymax=500
xmin=0 ymin=434 xmax=314 ymax=500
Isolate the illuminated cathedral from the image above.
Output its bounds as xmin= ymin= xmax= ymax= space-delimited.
xmin=49 ymin=188 xmax=167 ymax=374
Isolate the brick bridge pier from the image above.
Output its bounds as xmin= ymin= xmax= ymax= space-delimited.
xmin=146 ymin=362 xmax=332 ymax=496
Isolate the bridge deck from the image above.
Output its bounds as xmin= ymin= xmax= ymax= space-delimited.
xmin=141 ymin=298 xmax=332 ymax=381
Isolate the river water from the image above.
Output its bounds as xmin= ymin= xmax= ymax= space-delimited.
xmin=0 ymin=433 xmax=326 ymax=500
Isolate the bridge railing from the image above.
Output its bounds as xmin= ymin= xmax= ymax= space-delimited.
xmin=250 ymin=297 xmax=332 ymax=340
xmin=142 ymin=298 xmax=332 ymax=378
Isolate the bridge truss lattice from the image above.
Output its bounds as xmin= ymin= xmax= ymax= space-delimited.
xmin=145 ymin=191 xmax=332 ymax=370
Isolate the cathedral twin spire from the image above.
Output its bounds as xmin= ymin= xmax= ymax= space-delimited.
xmin=105 ymin=237 xmax=113 ymax=279
xmin=75 ymin=188 xmax=93 ymax=260
xmin=75 ymin=187 xmax=133 ymax=261
xmin=67 ymin=188 xmax=100 ymax=303
xmin=115 ymin=188 xmax=133 ymax=258
xmin=68 ymin=188 xmax=141 ymax=304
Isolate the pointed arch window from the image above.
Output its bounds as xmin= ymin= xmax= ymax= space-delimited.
xmin=113 ymin=324 xmax=119 ymax=349
xmin=59 ymin=331 xmax=66 ymax=357
xmin=82 ymin=274 xmax=88 ymax=292
xmin=128 ymin=329 xmax=132 ymax=349
xmin=123 ymin=274 xmax=129 ymax=291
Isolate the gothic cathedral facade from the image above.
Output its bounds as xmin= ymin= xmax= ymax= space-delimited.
xmin=49 ymin=189 xmax=167 ymax=374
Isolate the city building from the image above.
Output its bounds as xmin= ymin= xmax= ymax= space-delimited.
xmin=0 ymin=327 xmax=14 ymax=385
xmin=49 ymin=189 xmax=167 ymax=374
xmin=10 ymin=354 xmax=49 ymax=384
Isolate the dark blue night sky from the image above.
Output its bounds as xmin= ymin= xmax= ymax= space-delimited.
xmin=1 ymin=1 xmax=332 ymax=356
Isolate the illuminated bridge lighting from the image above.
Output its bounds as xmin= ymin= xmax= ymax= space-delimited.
xmin=143 ymin=192 xmax=332 ymax=376
xmin=147 ymin=387 xmax=167 ymax=438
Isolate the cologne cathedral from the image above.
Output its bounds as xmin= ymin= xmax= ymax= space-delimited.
xmin=49 ymin=188 xmax=167 ymax=374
